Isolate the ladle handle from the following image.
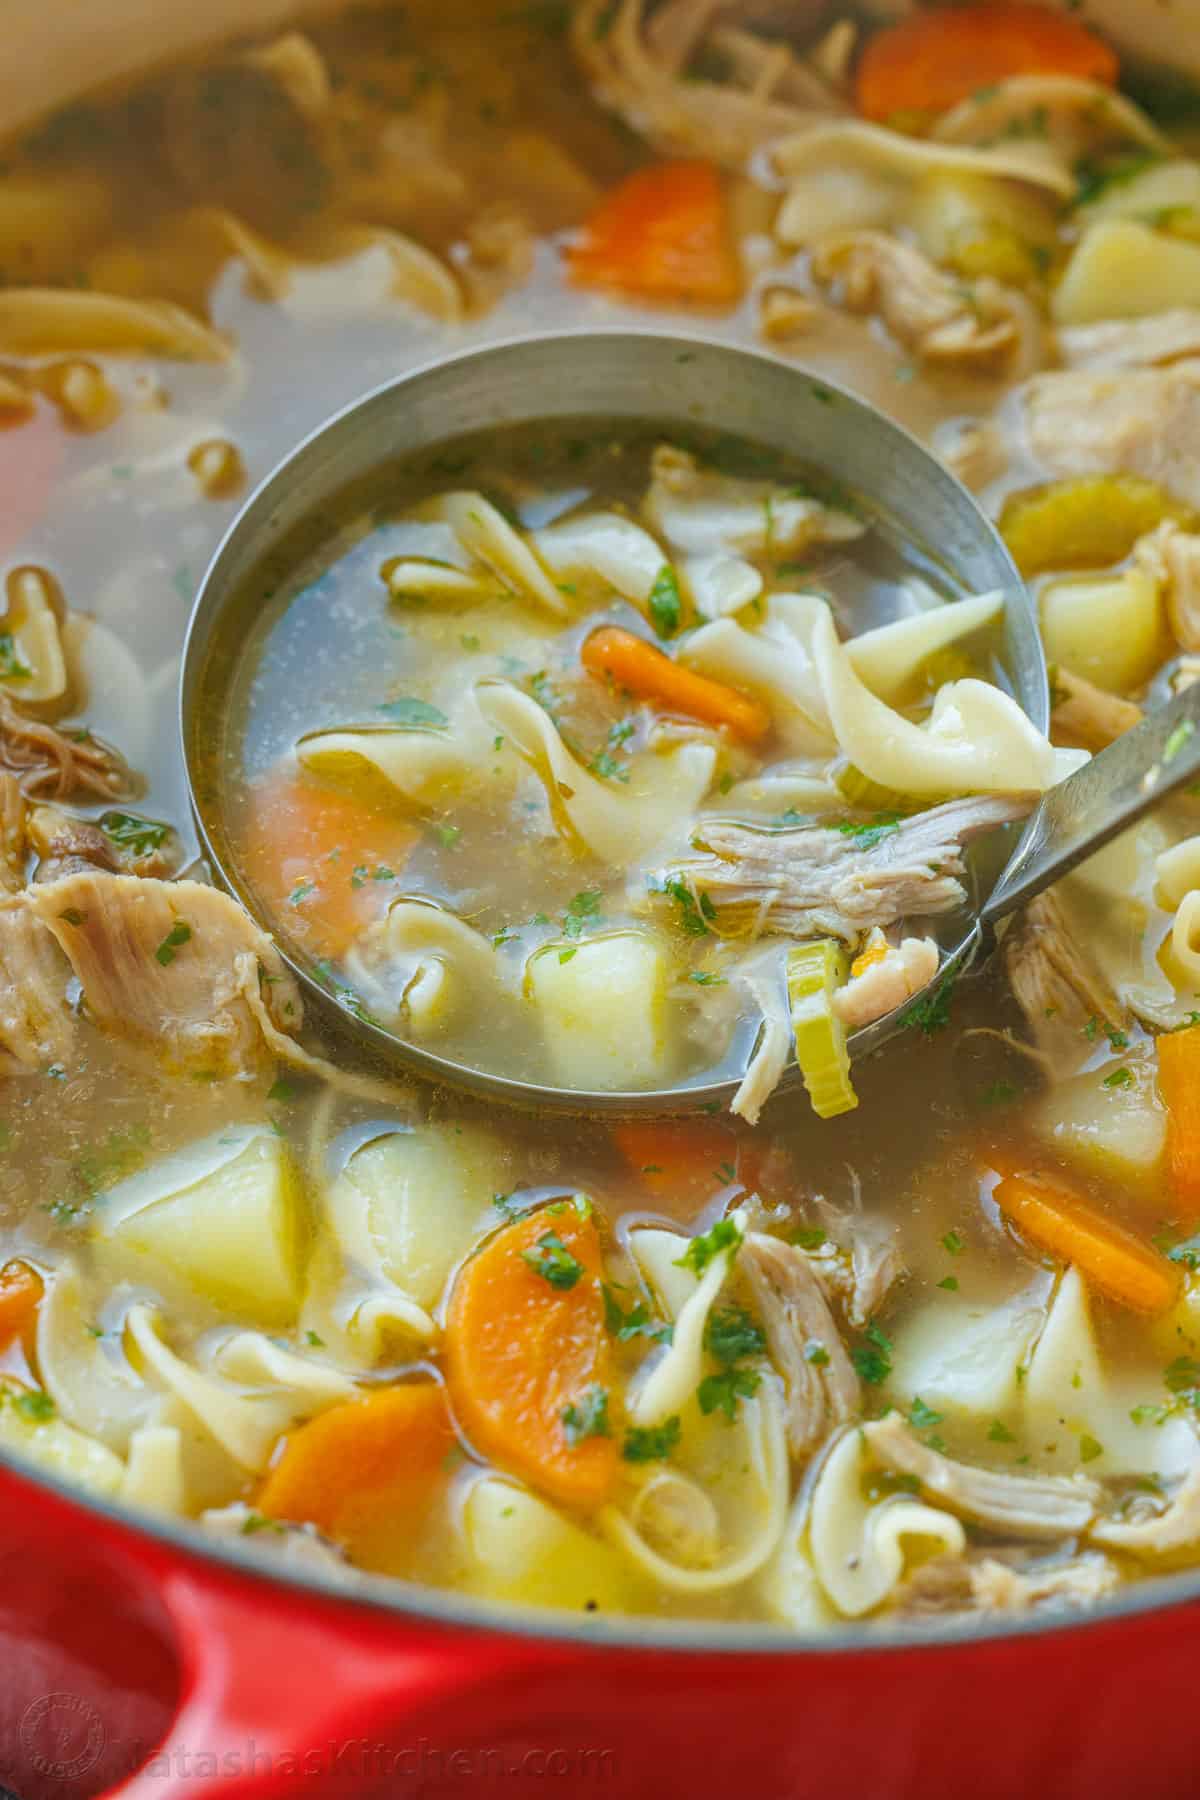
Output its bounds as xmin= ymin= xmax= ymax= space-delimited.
xmin=981 ymin=682 xmax=1200 ymax=927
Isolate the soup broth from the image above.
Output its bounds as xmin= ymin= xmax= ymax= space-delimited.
xmin=2 ymin=0 xmax=1200 ymax=1635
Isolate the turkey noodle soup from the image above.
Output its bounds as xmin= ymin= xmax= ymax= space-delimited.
xmin=6 ymin=0 xmax=1200 ymax=1631
xmin=213 ymin=416 xmax=1051 ymax=1112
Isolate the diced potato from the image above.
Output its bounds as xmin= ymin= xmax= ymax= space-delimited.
xmin=1053 ymin=219 xmax=1200 ymax=325
xmin=999 ymin=477 xmax=1192 ymax=578
xmin=526 ymin=930 xmax=674 ymax=1091
xmin=98 ymin=1131 xmax=306 ymax=1328
xmin=0 ymin=1379 xmax=124 ymax=1497
xmin=907 ymin=171 xmax=1057 ymax=284
xmin=1150 ymin=1273 xmax=1200 ymax=1360
xmin=462 ymin=1477 xmax=642 ymax=1613
xmin=886 ymin=1289 xmax=1046 ymax=1423
xmin=1080 ymin=159 xmax=1200 ymax=225
xmin=1030 ymin=1058 xmax=1166 ymax=1202
xmin=326 ymin=1125 xmax=504 ymax=1309
xmin=1040 ymin=566 xmax=1165 ymax=693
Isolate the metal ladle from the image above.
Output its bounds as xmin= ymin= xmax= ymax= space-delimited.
xmin=181 ymin=330 xmax=1192 ymax=1116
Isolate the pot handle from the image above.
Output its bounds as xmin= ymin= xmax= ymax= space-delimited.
xmin=103 ymin=1561 xmax=540 ymax=1800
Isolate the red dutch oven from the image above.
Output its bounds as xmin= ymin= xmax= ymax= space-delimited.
xmin=2 ymin=1447 xmax=1200 ymax=1800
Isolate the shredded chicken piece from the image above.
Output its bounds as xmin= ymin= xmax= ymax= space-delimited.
xmin=1024 ymin=363 xmax=1200 ymax=508
xmin=810 ymin=234 xmax=1024 ymax=368
xmin=0 ymin=900 xmax=75 ymax=1072
xmin=1059 ymin=310 xmax=1200 ymax=373
xmin=1134 ymin=519 xmax=1200 ymax=654
xmin=1050 ymin=665 xmax=1141 ymax=751
xmin=571 ymin=0 xmax=844 ymax=167
xmin=740 ymin=1232 xmax=859 ymax=1459
xmin=897 ymin=1548 xmax=1120 ymax=1617
xmin=0 ymin=694 xmax=130 ymax=801
xmin=1003 ymin=888 xmax=1129 ymax=1076
xmin=23 ymin=872 xmax=303 ymax=1081
xmin=864 ymin=1413 xmax=1101 ymax=1539
xmin=730 ymin=953 xmax=791 ymax=1126
xmin=658 ymin=795 xmax=1032 ymax=946
xmin=1090 ymin=1465 xmax=1200 ymax=1557
xmin=0 ymin=775 xmax=25 ymax=892
xmin=809 ymin=1177 xmax=905 ymax=1328
xmin=833 ymin=934 xmax=939 ymax=1030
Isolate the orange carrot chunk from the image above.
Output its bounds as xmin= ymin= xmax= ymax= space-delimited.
xmin=856 ymin=4 xmax=1118 ymax=122
xmin=239 ymin=764 xmax=418 ymax=959
xmin=582 ymin=625 xmax=771 ymax=744
xmin=1156 ymin=1025 xmax=1200 ymax=1222
xmin=612 ymin=1119 xmax=769 ymax=1221
xmin=568 ymin=161 xmax=742 ymax=306
xmin=991 ymin=1170 xmax=1180 ymax=1316
xmin=443 ymin=1206 xmax=617 ymax=1511
xmin=258 ymin=1382 xmax=455 ymax=1557
xmin=0 ymin=1260 xmax=43 ymax=1357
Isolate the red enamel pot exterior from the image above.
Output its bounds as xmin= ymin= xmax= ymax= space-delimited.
xmin=3 ymin=1453 xmax=1200 ymax=1800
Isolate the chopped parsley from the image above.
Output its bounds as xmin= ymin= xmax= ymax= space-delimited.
xmin=688 ymin=970 xmax=726 ymax=986
xmin=100 ymin=811 xmax=169 ymax=857
xmin=154 ymin=920 xmax=192 ymax=965
xmin=804 ymin=1340 xmax=830 ymax=1366
xmin=429 ymin=824 xmax=461 ymax=850
xmin=697 ymin=1364 xmax=761 ymax=1420
xmin=623 ymin=1416 xmax=682 ymax=1462
xmin=304 ymin=1329 xmax=326 ymax=1348
xmin=987 ymin=1418 xmax=1016 ymax=1444
xmin=521 ymin=1229 xmax=584 ymax=1290
xmin=652 ymin=872 xmax=715 ymax=937
xmin=901 ymin=967 xmax=956 ymax=1036
xmin=937 ymin=1276 xmax=959 ymax=1292
xmin=648 ymin=564 xmax=682 ymax=638
xmin=792 ymin=1226 xmax=828 ymax=1252
xmin=588 ymin=750 xmax=629 ymax=783
xmin=674 ymin=1216 xmax=742 ymax=1277
xmin=240 ymin=1511 xmax=286 ymax=1537
xmin=979 ymin=1080 xmax=1018 ymax=1109
xmin=908 ymin=1396 xmax=943 ymax=1431
xmin=561 ymin=890 xmax=603 ymax=940
xmin=1166 ymin=1234 xmax=1200 ymax=1271
xmin=267 ymin=1079 xmax=296 ymax=1103
xmin=835 ymin=813 xmax=902 ymax=850
xmin=9 ymin=1388 xmax=55 ymax=1422
xmin=941 ymin=1230 xmax=965 ymax=1256
xmin=703 ymin=1304 xmax=766 ymax=1367
xmin=288 ymin=880 xmax=315 ymax=907
xmin=377 ymin=696 xmax=449 ymax=728
xmin=1102 ymin=1066 xmax=1134 ymax=1090
xmin=602 ymin=1285 xmax=672 ymax=1344
xmin=851 ymin=1320 xmax=893 ymax=1386
xmin=1079 ymin=1434 xmax=1104 ymax=1464
xmin=0 ymin=632 xmax=30 ymax=681
xmin=562 ymin=1385 xmax=611 ymax=1446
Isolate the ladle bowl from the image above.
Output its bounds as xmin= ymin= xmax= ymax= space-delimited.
xmin=181 ymin=328 xmax=1046 ymax=1114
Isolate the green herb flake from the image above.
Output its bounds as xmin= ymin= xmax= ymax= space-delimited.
xmin=623 ymin=1415 xmax=682 ymax=1462
xmin=835 ymin=813 xmax=901 ymax=849
xmin=1079 ymin=1433 xmax=1104 ymax=1464
xmin=652 ymin=872 xmax=712 ymax=938
xmin=851 ymin=1320 xmax=893 ymax=1386
xmin=267 ymin=1079 xmax=296 ymax=1104
xmin=154 ymin=920 xmax=192 ymax=965
xmin=979 ymin=1080 xmax=1018 ymax=1109
xmin=305 ymin=1329 xmax=326 ymax=1348
xmin=588 ymin=749 xmax=630 ymax=783
xmin=688 ymin=970 xmax=726 ymax=986
xmin=697 ymin=1364 xmax=761 ymax=1420
xmin=648 ymin=565 xmax=682 ymax=638
xmin=675 ymin=1216 xmax=742 ymax=1278
xmin=376 ymin=696 xmax=449 ymax=728
xmin=804 ymin=1340 xmax=830 ymax=1366
xmin=704 ymin=1304 xmax=766 ymax=1367
xmin=941 ymin=1230 xmax=965 ymax=1256
xmin=288 ymin=880 xmax=315 ymax=907
xmin=240 ymin=1511 xmax=286 ymax=1537
xmin=1102 ymin=1066 xmax=1134 ymax=1090
xmin=603 ymin=1285 xmax=672 ymax=1344
xmin=909 ymin=1396 xmax=943 ymax=1431
xmin=937 ymin=1276 xmax=959 ymax=1291
xmin=522 ymin=1229 xmax=584 ymax=1290
xmin=902 ymin=967 xmax=956 ymax=1036
xmin=0 ymin=632 xmax=31 ymax=681
xmin=11 ymin=1389 xmax=55 ymax=1423
xmin=562 ymin=1384 xmax=611 ymax=1446
xmin=430 ymin=824 xmax=461 ymax=850
xmin=792 ymin=1227 xmax=828 ymax=1252
xmin=100 ymin=811 xmax=169 ymax=856
xmin=562 ymin=889 xmax=603 ymax=939
xmin=987 ymin=1418 xmax=1016 ymax=1444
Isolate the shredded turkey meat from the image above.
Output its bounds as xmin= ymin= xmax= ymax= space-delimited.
xmin=1090 ymin=1465 xmax=1200 ymax=1557
xmin=897 ymin=1549 xmax=1120 ymax=1618
xmin=740 ymin=1231 xmax=859 ymax=1458
xmin=1023 ymin=363 xmax=1200 ymax=509
xmin=1049 ymin=665 xmax=1141 ymax=752
xmin=807 ymin=1183 xmax=906 ymax=1328
xmin=0 ymin=901 xmax=76 ymax=1072
xmin=865 ymin=1414 xmax=1101 ymax=1539
xmin=571 ymin=0 xmax=843 ymax=167
xmin=810 ymin=234 xmax=1024 ymax=368
xmin=0 ymin=694 xmax=130 ymax=800
xmin=658 ymin=795 xmax=1032 ymax=945
xmin=1004 ymin=889 xmax=1130 ymax=1076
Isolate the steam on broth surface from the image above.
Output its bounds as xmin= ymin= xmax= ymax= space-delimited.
xmin=7 ymin=0 xmax=1200 ymax=1630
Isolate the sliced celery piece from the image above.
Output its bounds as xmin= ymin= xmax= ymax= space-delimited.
xmin=787 ymin=939 xmax=858 ymax=1120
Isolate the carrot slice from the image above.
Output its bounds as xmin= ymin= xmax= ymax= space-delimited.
xmin=258 ymin=1381 xmax=455 ymax=1558
xmin=568 ymin=161 xmax=742 ymax=306
xmin=856 ymin=4 xmax=1118 ymax=123
xmin=443 ymin=1205 xmax=617 ymax=1510
xmin=612 ymin=1119 xmax=769 ymax=1221
xmin=582 ymin=625 xmax=771 ymax=744
xmin=991 ymin=1170 xmax=1180 ymax=1316
xmin=238 ymin=763 xmax=418 ymax=959
xmin=0 ymin=1259 xmax=43 ymax=1356
xmin=1156 ymin=1025 xmax=1200 ymax=1222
